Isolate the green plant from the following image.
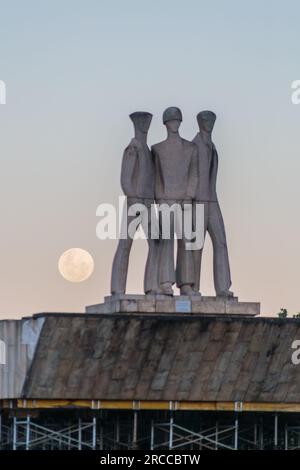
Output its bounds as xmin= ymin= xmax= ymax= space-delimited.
xmin=278 ymin=308 xmax=288 ymax=318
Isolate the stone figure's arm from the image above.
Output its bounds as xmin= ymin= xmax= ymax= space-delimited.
xmin=187 ymin=144 xmax=199 ymax=199
xmin=120 ymin=141 xmax=138 ymax=197
xmin=210 ymin=147 xmax=219 ymax=197
xmin=151 ymin=146 xmax=160 ymax=201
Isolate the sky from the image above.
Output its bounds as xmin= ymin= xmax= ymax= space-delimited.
xmin=0 ymin=0 xmax=299 ymax=318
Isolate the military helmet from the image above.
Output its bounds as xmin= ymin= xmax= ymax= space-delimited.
xmin=162 ymin=106 xmax=182 ymax=124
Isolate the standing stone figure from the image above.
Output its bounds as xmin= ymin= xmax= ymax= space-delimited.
xmin=111 ymin=112 xmax=159 ymax=295
xmin=192 ymin=111 xmax=233 ymax=297
xmin=152 ymin=107 xmax=198 ymax=296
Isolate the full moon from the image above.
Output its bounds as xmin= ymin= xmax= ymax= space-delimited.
xmin=58 ymin=248 xmax=94 ymax=283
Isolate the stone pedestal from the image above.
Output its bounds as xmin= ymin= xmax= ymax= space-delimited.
xmin=86 ymin=294 xmax=260 ymax=317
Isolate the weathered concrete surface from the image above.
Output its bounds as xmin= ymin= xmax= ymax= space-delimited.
xmin=86 ymin=295 xmax=260 ymax=316
xmin=0 ymin=317 xmax=44 ymax=399
xmin=22 ymin=313 xmax=300 ymax=403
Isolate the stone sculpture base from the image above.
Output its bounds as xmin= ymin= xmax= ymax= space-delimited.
xmin=86 ymin=294 xmax=260 ymax=317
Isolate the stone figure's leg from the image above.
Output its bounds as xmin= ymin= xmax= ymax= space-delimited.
xmin=144 ymin=239 xmax=159 ymax=293
xmin=159 ymin=239 xmax=175 ymax=286
xmin=192 ymin=249 xmax=203 ymax=292
xmin=158 ymin=205 xmax=176 ymax=288
xmin=207 ymin=202 xmax=232 ymax=295
xmin=111 ymin=238 xmax=134 ymax=294
xmin=176 ymin=238 xmax=195 ymax=288
xmin=144 ymin=204 xmax=159 ymax=294
xmin=176 ymin=203 xmax=195 ymax=290
xmin=192 ymin=202 xmax=208 ymax=293
xmin=110 ymin=200 xmax=138 ymax=294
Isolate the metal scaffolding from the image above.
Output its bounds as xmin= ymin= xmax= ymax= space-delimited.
xmin=151 ymin=419 xmax=238 ymax=450
xmin=11 ymin=415 xmax=97 ymax=450
xmin=284 ymin=425 xmax=300 ymax=450
xmin=1 ymin=409 xmax=300 ymax=450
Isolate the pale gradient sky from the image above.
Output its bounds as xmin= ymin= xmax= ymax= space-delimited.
xmin=0 ymin=0 xmax=299 ymax=318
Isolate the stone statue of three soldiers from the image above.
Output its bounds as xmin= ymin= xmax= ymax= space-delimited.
xmin=111 ymin=107 xmax=233 ymax=298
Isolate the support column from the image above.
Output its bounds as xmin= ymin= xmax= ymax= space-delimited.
xmin=169 ymin=414 xmax=174 ymax=450
xmin=132 ymin=411 xmax=138 ymax=450
xmin=254 ymin=423 xmax=258 ymax=449
xmin=198 ymin=422 xmax=202 ymax=450
xmin=215 ymin=421 xmax=219 ymax=450
xmin=259 ymin=418 xmax=264 ymax=450
xmin=25 ymin=414 xmax=30 ymax=450
xmin=234 ymin=417 xmax=239 ymax=450
xmin=13 ymin=416 xmax=17 ymax=451
xmin=115 ymin=415 xmax=120 ymax=449
xmin=150 ymin=419 xmax=154 ymax=450
xmin=284 ymin=424 xmax=288 ymax=450
xmin=78 ymin=417 xmax=82 ymax=450
xmin=92 ymin=416 xmax=97 ymax=450
xmin=274 ymin=414 xmax=278 ymax=450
